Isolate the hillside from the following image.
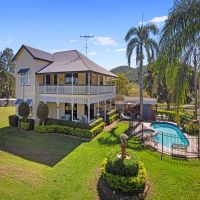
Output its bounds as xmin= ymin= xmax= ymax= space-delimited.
xmin=110 ymin=65 xmax=147 ymax=83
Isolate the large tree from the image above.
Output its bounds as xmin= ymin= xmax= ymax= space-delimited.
xmin=125 ymin=23 xmax=159 ymax=119
xmin=160 ymin=0 xmax=200 ymax=119
xmin=0 ymin=48 xmax=15 ymax=105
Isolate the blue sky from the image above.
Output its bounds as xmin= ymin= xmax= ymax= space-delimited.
xmin=0 ymin=0 xmax=173 ymax=70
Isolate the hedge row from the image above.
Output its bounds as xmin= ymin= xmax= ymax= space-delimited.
xmin=106 ymin=109 xmax=119 ymax=125
xmin=34 ymin=122 xmax=105 ymax=139
xmin=46 ymin=117 xmax=103 ymax=130
xmin=157 ymin=109 xmax=192 ymax=124
xmin=107 ymin=113 xmax=119 ymax=125
xmin=183 ymin=121 xmax=199 ymax=135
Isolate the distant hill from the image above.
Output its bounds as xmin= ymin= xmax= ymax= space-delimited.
xmin=110 ymin=65 xmax=147 ymax=83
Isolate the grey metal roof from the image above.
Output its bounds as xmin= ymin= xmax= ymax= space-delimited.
xmin=123 ymin=96 xmax=157 ymax=105
xmin=37 ymin=50 xmax=117 ymax=77
xmin=24 ymin=45 xmax=53 ymax=62
xmin=14 ymin=45 xmax=117 ymax=77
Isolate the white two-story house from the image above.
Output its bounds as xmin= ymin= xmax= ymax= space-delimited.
xmin=13 ymin=45 xmax=117 ymax=123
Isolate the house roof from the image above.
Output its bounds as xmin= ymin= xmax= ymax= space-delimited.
xmin=117 ymin=96 xmax=157 ymax=105
xmin=14 ymin=45 xmax=117 ymax=77
xmin=37 ymin=50 xmax=117 ymax=77
xmin=13 ymin=45 xmax=53 ymax=62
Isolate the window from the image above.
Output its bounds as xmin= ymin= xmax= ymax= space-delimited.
xmin=45 ymin=74 xmax=50 ymax=85
xmin=54 ymin=74 xmax=57 ymax=85
xmin=65 ymin=73 xmax=78 ymax=84
xmin=21 ymin=74 xmax=29 ymax=85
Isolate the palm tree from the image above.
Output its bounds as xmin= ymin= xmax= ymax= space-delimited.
xmin=124 ymin=24 xmax=159 ymax=120
xmin=160 ymin=0 xmax=200 ymax=119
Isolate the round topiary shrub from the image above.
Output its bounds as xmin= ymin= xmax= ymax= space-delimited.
xmin=101 ymin=150 xmax=146 ymax=194
xmin=37 ymin=102 xmax=49 ymax=125
xmin=18 ymin=102 xmax=30 ymax=122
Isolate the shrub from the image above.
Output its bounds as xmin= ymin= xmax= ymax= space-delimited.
xmin=18 ymin=102 xmax=30 ymax=122
xmin=107 ymin=113 xmax=119 ymax=125
xmin=107 ymin=109 xmax=117 ymax=117
xmin=105 ymin=151 xmax=139 ymax=176
xmin=9 ymin=115 xmax=19 ymax=127
xmin=101 ymin=151 xmax=146 ymax=193
xmin=37 ymin=102 xmax=49 ymax=125
xmin=183 ymin=121 xmax=199 ymax=135
xmin=34 ymin=121 xmax=104 ymax=139
xmin=19 ymin=118 xmax=35 ymax=130
xmin=46 ymin=117 xmax=104 ymax=130
xmin=20 ymin=121 xmax=30 ymax=131
xmin=157 ymin=110 xmax=192 ymax=124
xmin=46 ymin=118 xmax=90 ymax=129
xmin=89 ymin=118 xmax=103 ymax=129
xmin=90 ymin=122 xmax=105 ymax=138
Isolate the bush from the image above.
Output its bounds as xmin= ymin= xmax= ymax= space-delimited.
xmin=105 ymin=151 xmax=139 ymax=176
xmin=46 ymin=118 xmax=90 ymax=129
xmin=89 ymin=118 xmax=103 ymax=129
xmin=20 ymin=122 xmax=30 ymax=131
xmin=90 ymin=122 xmax=105 ymax=138
xmin=18 ymin=102 xmax=30 ymax=121
xmin=34 ymin=121 xmax=105 ymax=139
xmin=101 ymin=151 xmax=146 ymax=193
xmin=46 ymin=117 xmax=103 ymax=130
xmin=19 ymin=118 xmax=35 ymax=130
xmin=9 ymin=115 xmax=19 ymax=127
xmin=183 ymin=121 xmax=199 ymax=135
xmin=107 ymin=109 xmax=117 ymax=117
xmin=37 ymin=102 xmax=49 ymax=125
xmin=157 ymin=110 xmax=192 ymax=124
xmin=107 ymin=113 xmax=119 ymax=125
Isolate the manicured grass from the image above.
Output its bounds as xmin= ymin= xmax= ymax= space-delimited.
xmin=0 ymin=107 xmax=15 ymax=128
xmin=0 ymin=107 xmax=200 ymax=200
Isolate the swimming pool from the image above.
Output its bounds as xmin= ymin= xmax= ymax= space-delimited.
xmin=150 ymin=122 xmax=189 ymax=148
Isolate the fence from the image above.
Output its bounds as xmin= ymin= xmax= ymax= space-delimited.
xmin=141 ymin=124 xmax=200 ymax=159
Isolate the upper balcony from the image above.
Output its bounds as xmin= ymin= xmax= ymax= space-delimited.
xmin=38 ymin=85 xmax=116 ymax=95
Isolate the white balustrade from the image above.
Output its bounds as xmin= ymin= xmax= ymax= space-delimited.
xmin=38 ymin=85 xmax=115 ymax=95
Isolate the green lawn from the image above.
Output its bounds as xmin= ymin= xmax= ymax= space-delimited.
xmin=0 ymin=107 xmax=200 ymax=200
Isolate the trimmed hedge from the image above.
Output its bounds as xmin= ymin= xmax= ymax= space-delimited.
xmin=106 ymin=109 xmax=119 ymax=125
xmin=107 ymin=114 xmax=119 ymax=125
xmin=157 ymin=110 xmax=192 ymax=124
xmin=20 ymin=122 xmax=31 ymax=131
xmin=34 ymin=122 xmax=105 ymax=139
xmin=19 ymin=118 xmax=35 ymax=130
xmin=101 ymin=151 xmax=146 ymax=193
xmin=46 ymin=117 xmax=103 ymax=130
xmin=9 ymin=115 xmax=19 ymax=127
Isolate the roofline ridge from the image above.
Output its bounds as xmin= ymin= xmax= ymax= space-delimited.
xmin=23 ymin=44 xmax=52 ymax=55
xmin=76 ymin=51 xmax=90 ymax=70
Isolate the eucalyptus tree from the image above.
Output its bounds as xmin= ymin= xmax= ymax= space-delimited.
xmin=160 ymin=0 xmax=200 ymax=119
xmin=125 ymin=24 xmax=159 ymax=119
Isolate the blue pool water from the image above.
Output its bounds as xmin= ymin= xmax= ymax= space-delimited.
xmin=151 ymin=122 xmax=189 ymax=148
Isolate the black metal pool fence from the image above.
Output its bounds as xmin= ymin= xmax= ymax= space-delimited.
xmin=141 ymin=124 xmax=200 ymax=159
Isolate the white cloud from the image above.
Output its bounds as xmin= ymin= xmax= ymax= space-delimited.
xmin=92 ymin=36 xmax=118 ymax=46
xmin=88 ymin=51 xmax=98 ymax=56
xmin=105 ymin=49 xmax=110 ymax=52
xmin=139 ymin=16 xmax=168 ymax=25
xmin=114 ymin=48 xmax=126 ymax=52
xmin=69 ymin=39 xmax=77 ymax=43
xmin=0 ymin=38 xmax=14 ymax=45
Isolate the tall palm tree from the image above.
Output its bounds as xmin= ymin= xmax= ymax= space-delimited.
xmin=125 ymin=24 xmax=159 ymax=120
xmin=160 ymin=0 xmax=200 ymax=119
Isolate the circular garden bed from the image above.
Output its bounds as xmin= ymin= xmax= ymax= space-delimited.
xmin=99 ymin=150 xmax=148 ymax=200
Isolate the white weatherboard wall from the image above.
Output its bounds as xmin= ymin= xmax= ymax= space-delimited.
xmin=15 ymin=47 xmax=50 ymax=120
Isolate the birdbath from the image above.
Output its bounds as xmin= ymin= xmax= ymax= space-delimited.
xmin=120 ymin=133 xmax=129 ymax=159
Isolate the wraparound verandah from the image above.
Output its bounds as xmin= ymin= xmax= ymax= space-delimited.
xmin=45 ymin=100 xmax=115 ymax=123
